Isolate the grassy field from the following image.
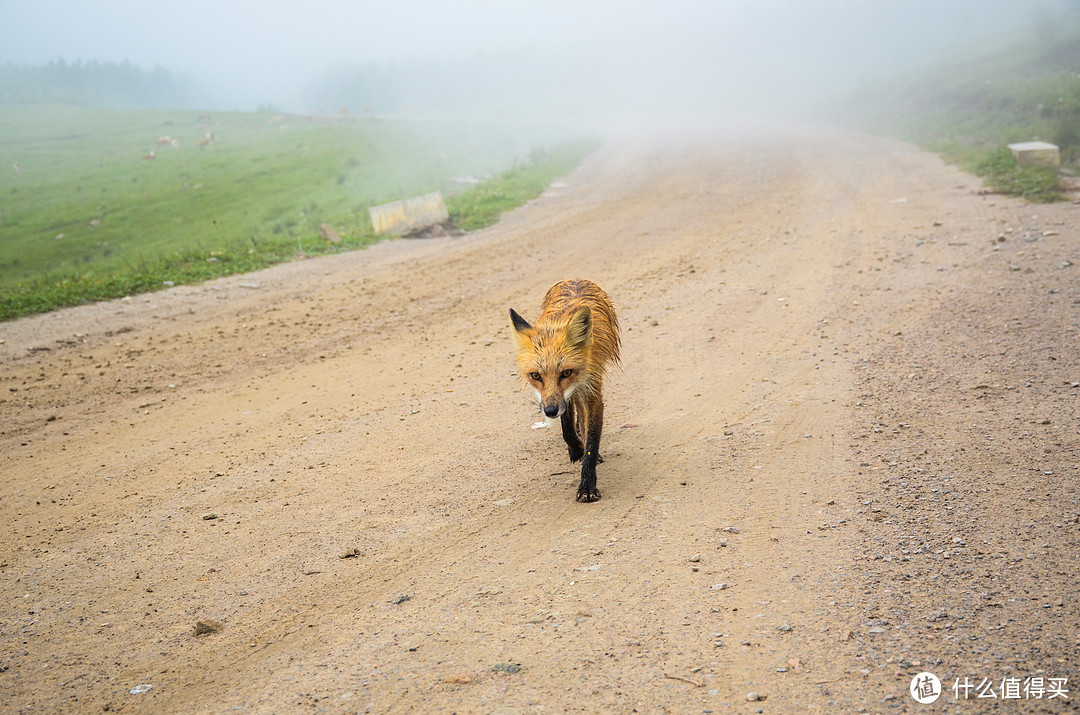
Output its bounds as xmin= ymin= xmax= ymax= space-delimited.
xmin=0 ymin=105 xmax=596 ymax=320
xmin=842 ymin=30 xmax=1080 ymax=202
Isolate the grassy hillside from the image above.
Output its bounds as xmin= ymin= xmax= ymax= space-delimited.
xmin=845 ymin=29 xmax=1080 ymax=201
xmin=0 ymin=106 xmax=596 ymax=320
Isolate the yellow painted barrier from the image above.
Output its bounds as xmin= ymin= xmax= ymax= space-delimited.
xmin=1008 ymin=141 xmax=1060 ymax=169
xmin=368 ymin=191 xmax=450 ymax=235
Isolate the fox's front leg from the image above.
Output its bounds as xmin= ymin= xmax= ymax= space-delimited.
xmin=561 ymin=402 xmax=585 ymax=463
xmin=576 ymin=398 xmax=604 ymax=503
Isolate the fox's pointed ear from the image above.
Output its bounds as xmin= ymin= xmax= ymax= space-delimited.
xmin=509 ymin=308 xmax=532 ymax=334
xmin=566 ymin=306 xmax=593 ymax=348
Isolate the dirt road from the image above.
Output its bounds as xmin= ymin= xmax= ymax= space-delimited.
xmin=2 ymin=126 xmax=1078 ymax=713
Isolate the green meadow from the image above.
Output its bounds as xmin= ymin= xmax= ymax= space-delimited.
xmin=0 ymin=105 xmax=596 ymax=320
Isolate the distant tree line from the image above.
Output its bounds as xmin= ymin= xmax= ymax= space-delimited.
xmin=311 ymin=52 xmax=567 ymax=117
xmin=0 ymin=58 xmax=192 ymax=108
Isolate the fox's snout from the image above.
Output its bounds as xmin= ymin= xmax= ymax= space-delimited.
xmin=537 ymin=388 xmax=572 ymax=419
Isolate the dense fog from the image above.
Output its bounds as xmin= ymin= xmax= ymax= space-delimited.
xmin=2 ymin=0 xmax=1078 ymax=121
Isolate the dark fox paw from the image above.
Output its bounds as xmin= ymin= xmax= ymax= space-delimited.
xmin=576 ymin=486 xmax=601 ymax=503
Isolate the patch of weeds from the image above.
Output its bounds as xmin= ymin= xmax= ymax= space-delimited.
xmin=447 ymin=139 xmax=600 ymax=231
xmin=949 ymin=145 xmax=1063 ymax=202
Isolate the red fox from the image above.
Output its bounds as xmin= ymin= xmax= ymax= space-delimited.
xmin=510 ymin=279 xmax=621 ymax=502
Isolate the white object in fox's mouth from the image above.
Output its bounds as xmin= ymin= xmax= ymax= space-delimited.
xmin=531 ymin=421 xmax=548 ymax=429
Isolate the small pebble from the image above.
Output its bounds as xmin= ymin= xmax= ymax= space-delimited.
xmin=194 ymin=619 xmax=223 ymax=636
xmin=443 ymin=672 xmax=473 ymax=684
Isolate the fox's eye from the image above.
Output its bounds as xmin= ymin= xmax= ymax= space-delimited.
xmin=561 ymin=369 xmax=573 ymax=379
xmin=529 ymin=371 xmax=541 ymax=382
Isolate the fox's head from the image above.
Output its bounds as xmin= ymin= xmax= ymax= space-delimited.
xmin=509 ymin=305 xmax=593 ymax=418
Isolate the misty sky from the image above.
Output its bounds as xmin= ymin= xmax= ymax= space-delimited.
xmin=2 ymin=0 xmax=1076 ymax=115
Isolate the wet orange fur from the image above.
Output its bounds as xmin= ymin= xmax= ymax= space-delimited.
xmin=511 ymin=279 xmax=620 ymax=410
